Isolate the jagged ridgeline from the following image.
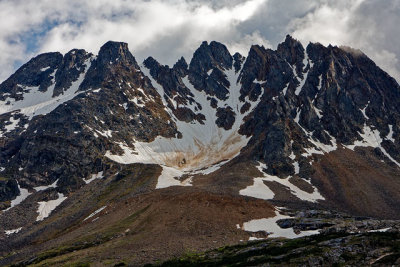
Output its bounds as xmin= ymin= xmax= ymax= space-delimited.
xmin=1 ymin=35 xmax=400 ymax=265
xmin=1 ymin=35 xmax=400 ymax=215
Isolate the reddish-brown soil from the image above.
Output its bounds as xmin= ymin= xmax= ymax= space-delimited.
xmin=311 ymin=146 xmax=400 ymax=219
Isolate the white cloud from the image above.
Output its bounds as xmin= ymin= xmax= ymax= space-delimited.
xmin=39 ymin=0 xmax=269 ymax=64
xmin=0 ymin=0 xmax=399 ymax=83
xmin=289 ymin=0 xmax=400 ymax=81
xmin=227 ymin=31 xmax=272 ymax=56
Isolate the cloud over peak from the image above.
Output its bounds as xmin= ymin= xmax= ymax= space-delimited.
xmin=0 ymin=0 xmax=399 ymax=82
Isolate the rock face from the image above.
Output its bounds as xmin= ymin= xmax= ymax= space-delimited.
xmin=0 ymin=35 xmax=400 ymax=218
xmin=0 ymin=179 xmax=19 ymax=202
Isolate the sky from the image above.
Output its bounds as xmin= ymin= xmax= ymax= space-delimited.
xmin=0 ymin=0 xmax=399 ymax=82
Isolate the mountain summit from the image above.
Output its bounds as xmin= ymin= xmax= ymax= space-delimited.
xmin=1 ymin=36 xmax=400 ymax=265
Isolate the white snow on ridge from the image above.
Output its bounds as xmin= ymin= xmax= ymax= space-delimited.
xmin=241 ymin=209 xmax=320 ymax=239
xmin=5 ymin=227 xmax=22 ymax=236
xmin=294 ymin=51 xmax=311 ymax=96
xmin=282 ymin=82 xmax=289 ymax=96
xmin=190 ymin=159 xmax=230 ymax=175
xmin=253 ymin=78 xmax=266 ymax=85
xmin=293 ymin=162 xmax=300 ymax=174
xmin=4 ymin=117 xmax=20 ymax=132
xmin=0 ymin=116 xmax=20 ymax=137
xmin=107 ymin=65 xmax=263 ymax=188
xmin=0 ymin=57 xmax=93 ymax=119
xmin=34 ymin=179 xmax=58 ymax=192
xmin=294 ymin=108 xmax=337 ymax=157
xmin=40 ymin=66 xmax=51 ymax=72
xmin=239 ymin=162 xmax=324 ymax=203
xmin=387 ymin=125 xmax=395 ymax=143
xmin=240 ymin=176 xmax=275 ymax=200
xmin=369 ymin=227 xmax=391 ymax=233
xmin=313 ymin=105 xmax=323 ymax=119
xmin=360 ymin=102 xmax=370 ymax=120
xmin=84 ymin=206 xmax=107 ymax=221
xmin=317 ymin=75 xmax=322 ymax=90
xmin=344 ymin=124 xmax=400 ymax=167
xmin=4 ymin=182 xmax=32 ymax=212
xmin=84 ymin=171 xmax=104 ymax=184
xmin=294 ymin=108 xmax=301 ymax=124
xmin=36 ymin=193 xmax=67 ymax=221
xmin=156 ymin=166 xmax=192 ymax=189
xmin=302 ymin=133 xmax=337 ymax=158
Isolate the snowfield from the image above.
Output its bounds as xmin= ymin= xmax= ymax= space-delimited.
xmin=240 ymin=162 xmax=325 ymax=203
xmin=106 ymin=65 xmax=263 ymax=188
xmin=241 ymin=208 xmax=320 ymax=239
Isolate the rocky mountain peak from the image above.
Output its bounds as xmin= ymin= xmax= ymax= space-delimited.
xmin=97 ymin=41 xmax=139 ymax=68
xmin=53 ymin=49 xmax=92 ymax=97
xmin=233 ymin=52 xmax=245 ymax=73
xmin=172 ymin=56 xmax=188 ymax=77
xmin=0 ymin=52 xmax=63 ymax=99
xmin=189 ymin=41 xmax=233 ymax=73
xmin=187 ymin=41 xmax=233 ymax=100
xmin=79 ymin=41 xmax=140 ymax=91
xmin=277 ymin=35 xmax=306 ymax=76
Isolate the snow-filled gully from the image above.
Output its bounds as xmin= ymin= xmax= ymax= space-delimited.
xmin=106 ymin=65 xmax=264 ymax=189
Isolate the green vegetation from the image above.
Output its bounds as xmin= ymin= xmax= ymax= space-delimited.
xmin=148 ymin=232 xmax=400 ymax=266
xmin=0 ymin=176 xmax=9 ymax=181
xmin=11 ymin=205 xmax=150 ymax=266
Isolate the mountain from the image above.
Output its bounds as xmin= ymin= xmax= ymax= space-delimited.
xmin=0 ymin=35 xmax=400 ymax=265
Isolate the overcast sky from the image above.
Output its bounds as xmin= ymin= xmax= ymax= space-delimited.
xmin=0 ymin=0 xmax=399 ymax=82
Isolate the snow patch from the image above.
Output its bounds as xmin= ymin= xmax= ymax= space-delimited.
xmin=4 ymin=182 xmax=32 ymax=211
xmin=360 ymin=101 xmax=370 ymax=120
xmin=84 ymin=206 xmax=107 ymax=221
xmin=253 ymin=78 xmax=266 ymax=84
xmin=190 ymin=159 xmax=229 ymax=175
xmin=156 ymin=165 xmax=192 ymax=189
xmin=282 ymin=82 xmax=289 ymax=96
xmin=5 ymin=117 xmax=20 ymax=132
xmin=107 ymin=65 xmax=262 ymax=173
xmin=240 ymin=177 xmax=275 ymax=200
xmin=36 ymin=193 xmax=67 ymax=221
xmin=387 ymin=125 xmax=395 ymax=142
xmin=294 ymin=111 xmax=337 ymax=157
xmin=34 ymin=179 xmax=58 ymax=192
xmin=0 ymin=57 xmax=93 ymax=119
xmin=294 ymin=108 xmax=301 ymax=124
xmin=84 ymin=171 xmax=104 ymax=184
xmin=293 ymin=162 xmax=300 ymax=174
xmin=369 ymin=227 xmax=391 ymax=233
xmin=40 ymin=66 xmax=50 ymax=72
xmin=5 ymin=227 xmax=22 ymax=236
xmin=317 ymin=75 xmax=322 ymax=90
xmin=344 ymin=124 xmax=400 ymax=167
xmin=302 ymin=132 xmax=337 ymax=157
xmin=294 ymin=51 xmax=310 ymax=96
xmin=313 ymin=105 xmax=323 ymax=119
xmin=239 ymin=162 xmax=324 ymax=202
xmin=95 ymin=129 xmax=112 ymax=138
xmin=242 ymin=209 xmax=320 ymax=239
